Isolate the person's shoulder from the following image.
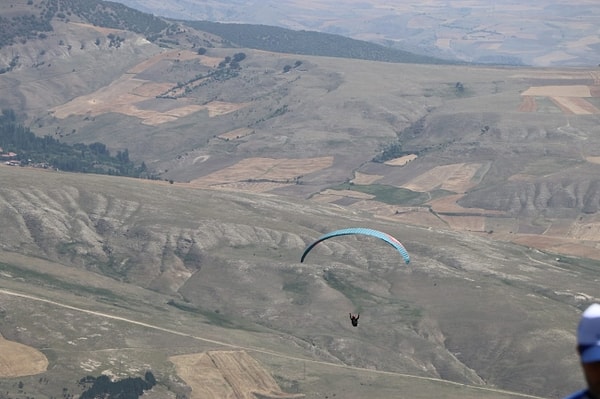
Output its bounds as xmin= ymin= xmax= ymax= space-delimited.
xmin=563 ymin=389 xmax=591 ymax=399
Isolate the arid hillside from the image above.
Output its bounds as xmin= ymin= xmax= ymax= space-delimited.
xmin=10 ymin=32 xmax=600 ymax=266
xmin=0 ymin=165 xmax=596 ymax=399
xmin=1 ymin=2 xmax=600 ymax=399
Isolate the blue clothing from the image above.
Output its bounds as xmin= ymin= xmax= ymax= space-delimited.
xmin=563 ymin=389 xmax=592 ymax=399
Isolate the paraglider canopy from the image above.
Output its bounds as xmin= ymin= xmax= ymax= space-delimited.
xmin=300 ymin=227 xmax=410 ymax=264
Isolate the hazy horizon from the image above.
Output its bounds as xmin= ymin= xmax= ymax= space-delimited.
xmin=112 ymin=0 xmax=600 ymax=67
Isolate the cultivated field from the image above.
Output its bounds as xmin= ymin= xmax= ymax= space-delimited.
xmin=189 ymin=156 xmax=334 ymax=192
xmin=0 ymin=334 xmax=48 ymax=377
xmin=49 ymin=30 xmax=246 ymax=125
xmin=521 ymin=84 xmax=600 ymax=115
xmin=171 ymin=351 xmax=304 ymax=399
xmin=44 ymin=50 xmax=600 ymax=260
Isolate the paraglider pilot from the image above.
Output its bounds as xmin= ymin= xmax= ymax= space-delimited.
xmin=349 ymin=313 xmax=359 ymax=327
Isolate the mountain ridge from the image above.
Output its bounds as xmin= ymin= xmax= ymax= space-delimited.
xmin=113 ymin=0 xmax=600 ymax=67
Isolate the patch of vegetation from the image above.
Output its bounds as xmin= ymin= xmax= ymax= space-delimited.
xmin=184 ymin=20 xmax=456 ymax=65
xmin=0 ymin=261 xmax=122 ymax=302
xmin=373 ymin=117 xmax=428 ymax=162
xmin=521 ymin=157 xmax=584 ymax=177
xmin=166 ymin=299 xmax=255 ymax=330
xmin=396 ymin=302 xmax=423 ymax=321
xmin=56 ymin=241 xmax=84 ymax=255
xmin=94 ymin=256 xmax=132 ymax=281
xmin=330 ymin=182 xmax=430 ymax=206
xmin=107 ymin=32 xmax=125 ymax=48
xmin=0 ymin=56 xmax=19 ymax=75
xmin=58 ymin=0 xmax=169 ymax=36
xmin=273 ymin=375 xmax=301 ymax=395
xmin=282 ymin=279 xmax=309 ymax=296
xmin=545 ymin=254 xmax=600 ymax=274
xmin=283 ymin=60 xmax=303 ymax=73
xmin=166 ymin=299 xmax=201 ymax=313
xmin=78 ymin=371 xmax=156 ymax=399
xmin=282 ymin=271 xmax=310 ymax=305
xmin=0 ymin=2 xmax=54 ymax=48
xmin=0 ymin=109 xmax=158 ymax=178
xmin=322 ymin=270 xmax=421 ymax=323
xmin=157 ymin=52 xmax=247 ymax=99
xmin=0 ymin=0 xmax=170 ymax=48
xmin=429 ymin=188 xmax=457 ymax=200
xmin=372 ymin=141 xmax=410 ymax=163
xmin=534 ymin=96 xmax=564 ymax=113
xmin=263 ymin=105 xmax=289 ymax=121
xmin=322 ymin=270 xmax=374 ymax=306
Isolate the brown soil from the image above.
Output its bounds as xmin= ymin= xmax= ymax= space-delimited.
xmin=189 ymin=156 xmax=334 ymax=192
xmin=0 ymin=334 xmax=48 ymax=377
xmin=170 ymin=350 xmax=304 ymax=399
xmin=401 ymin=163 xmax=481 ymax=193
xmin=550 ymin=96 xmax=599 ymax=115
xmin=520 ymin=84 xmax=600 ymax=115
xmin=521 ymin=85 xmax=592 ymax=97
xmin=384 ymin=154 xmax=418 ymax=166
xmin=50 ymin=47 xmax=244 ymax=125
xmin=351 ymin=171 xmax=383 ymax=184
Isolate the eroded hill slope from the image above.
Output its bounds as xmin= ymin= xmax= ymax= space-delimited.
xmin=0 ymin=165 xmax=595 ymax=398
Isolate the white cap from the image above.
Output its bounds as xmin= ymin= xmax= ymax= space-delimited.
xmin=577 ymin=303 xmax=600 ymax=363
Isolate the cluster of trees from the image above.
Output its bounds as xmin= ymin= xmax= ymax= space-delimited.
xmin=372 ymin=142 xmax=407 ymax=163
xmin=8 ymin=372 xmax=157 ymax=398
xmin=283 ymin=60 xmax=303 ymax=73
xmin=157 ymin=52 xmax=247 ymax=99
xmin=372 ymin=117 xmax=428 ymax=163
xmin=107 ymin=33 xmax=125 ymax=48
xmin=78 ymin=371 xmax=157 ymax=399
xmin=0 ymin=55 xmax=19 ymax=74
xmin=186 ymin=20 xmax=453 ymax=65
xmin=0 ymin=0 xmax=170 ymax=50
xmin=54 ymin=0 xmax=168 ymax=35
xmin=218 ymin=52 xmax=246 ymax=69
xmin=0 ymin=109 xmax=157 ymax=179
xmin=0 ymin=5 xmax=54 ymax=48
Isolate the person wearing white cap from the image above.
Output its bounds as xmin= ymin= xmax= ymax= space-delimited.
xmin=564 ymin=303 xmax=600 ymax=399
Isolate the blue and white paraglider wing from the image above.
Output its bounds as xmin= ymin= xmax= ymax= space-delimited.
xmin=300 ymin=227 xmax=410 ymax=264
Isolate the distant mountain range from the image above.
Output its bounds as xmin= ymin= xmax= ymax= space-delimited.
xmin=0 ymin=0 xmax=452 ymax=65
xmin=113 ymin=0 xmax=600 ymax=67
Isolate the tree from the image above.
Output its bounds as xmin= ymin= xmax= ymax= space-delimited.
xmin=232 ymin=52 xmax=246 ymax=62
xmin=116 ymin=149 xmax=129 ymax=164
xmin=144 ymin=371 xmax=156 ymax=385
xmin=372 ymin=141 xmax=405 ymax=163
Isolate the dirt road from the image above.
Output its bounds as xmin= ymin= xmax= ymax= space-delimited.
xmin=0 ymin=288 xmax=546 ymax=399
